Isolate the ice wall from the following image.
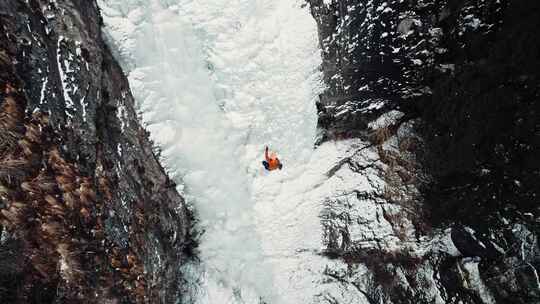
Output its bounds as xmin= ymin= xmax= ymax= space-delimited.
xmin=98 ymin=0 xmax=323 ymax=303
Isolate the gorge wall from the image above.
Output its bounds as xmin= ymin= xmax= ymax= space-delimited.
xmin=308 ymin=0 xmax=540 ymax=303
xmin=0 ymin=1 xmax=191 ymax=303
xmin=1 ymin=0 xmax=539 ymax=303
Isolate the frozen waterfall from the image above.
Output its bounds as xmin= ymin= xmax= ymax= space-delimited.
xmin=98 ymin=0 xmax=326 ymax=303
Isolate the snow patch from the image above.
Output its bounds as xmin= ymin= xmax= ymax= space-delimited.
xmin=368 ymin=110 xmax=404 ymax=130
xmin=56 ymin=36 xmax=75 ymax=118
xmin=461 ymin=260 xmax=497 ymax=304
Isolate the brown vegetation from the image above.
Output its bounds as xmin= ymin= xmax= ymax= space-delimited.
xmin=0 ymin=80 xmax=149 ymax=303
xmin=368 ymin=125 xmax=393 ymax=145
xmin=370 ymin=120 xmax=433 ymax=239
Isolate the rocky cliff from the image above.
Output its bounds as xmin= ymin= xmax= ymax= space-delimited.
xmin=308 ymin=0 xmax=540 ymax=303
xmin=0 ymin=1 xmax=191 ymax=303
xmin=1 ymin=0 xmax=538 ymax=303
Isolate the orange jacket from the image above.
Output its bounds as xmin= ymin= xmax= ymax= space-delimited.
xmin=265 ymin=149 xmax=281 ymax=170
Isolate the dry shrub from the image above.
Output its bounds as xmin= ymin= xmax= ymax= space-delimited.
xmin=382 ymin=209 xmax=409 ymax=241
xmin=369 ymin=126 xmax=393 ymax=145
xmin=0 ymin=95 xmax=22 ymax=131
xmin=0 ymin=50 xmax=10 ymax=65
xmin=56 ymin=243 xmax=83 ymax=283
xmin=41 ymin=222 xmax=63 ymax=239
xmin=0 ymin=156 xmax=28 ymax=180
xmin=43 ymin=195 xmax=66 ymax=218
xmin=1 ymin=207 xmax=21 ymax=225
xmin=79 ymin=177 xmax=96 ymax=206
xmin=377 ymin=146 xmax=398 ymax=167
xmin=394 ymin=168 xmax=416 ymax=185
xmin=0 ymin=130 xmax=21 ymax=154
xmin=0 ymin=80 xmax=148 ymax=302
xmin=24 ymin=122 xmax=42 ymax=143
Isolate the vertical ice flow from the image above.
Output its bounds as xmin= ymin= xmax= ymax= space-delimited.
xmin=99 ymin=0 xmax=323 ymax=303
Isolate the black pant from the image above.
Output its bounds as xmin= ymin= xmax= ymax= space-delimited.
xmin=262 ymin=161 xmax=270 ymax=170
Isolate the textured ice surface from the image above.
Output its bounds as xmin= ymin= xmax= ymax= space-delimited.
xmin=99 ymin=0 xmax=328 ymax=303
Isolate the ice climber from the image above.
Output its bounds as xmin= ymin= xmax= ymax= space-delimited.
xmin=262 ymin=146 xmax=283 ymax=171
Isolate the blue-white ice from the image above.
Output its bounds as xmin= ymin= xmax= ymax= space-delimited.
xmin=98 ymin=0 xmax=326 ymax=303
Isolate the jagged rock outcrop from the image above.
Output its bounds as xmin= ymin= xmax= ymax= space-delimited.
xmin=308 ymin=0 xmax=540 ymax=303
xmin=0 ymin=1 xmax=191 ymax=303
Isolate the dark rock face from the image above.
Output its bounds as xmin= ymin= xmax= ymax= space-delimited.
xmin=0 ymin=1 xmax=191 ymax=303
xmin=308 ymin=0 xmax=540 ymax=303
xmin=419 ymin=1 xmax=540 ymax=228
